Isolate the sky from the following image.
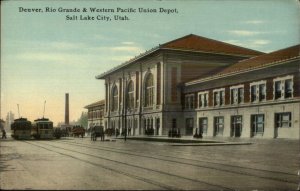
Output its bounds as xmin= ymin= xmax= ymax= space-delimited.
xmin=1 ymin=0 xmax=299 ymax=125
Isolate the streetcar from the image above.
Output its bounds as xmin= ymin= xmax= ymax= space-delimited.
xmin=11 ymin=118 xmax=32 ymax=140
xmin=31 ymin=118 xmax=54 ymax=139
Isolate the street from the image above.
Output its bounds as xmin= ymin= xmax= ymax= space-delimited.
xmin=0 ymin=136 xmax=299 ymax=190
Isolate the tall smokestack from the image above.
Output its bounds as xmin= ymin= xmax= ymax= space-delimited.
xmin=65 ymin=93 xmax=69 ymax=125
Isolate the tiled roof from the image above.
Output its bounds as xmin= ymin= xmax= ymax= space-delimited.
xmin=219 ymin=44 xmax=300 ymax=75
xmin=185 ymin=44 xmax=300 ymax=86
xmin=84 ymin=100 xmax=105 ymax=109
xmin=96 ymin=34 xmax=263 ymax=79
xmin=161 ymin=34 xmax=264 ymax=56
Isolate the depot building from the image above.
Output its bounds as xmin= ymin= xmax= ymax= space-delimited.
xmin=95 ymin=34 xmax=300 ymax=139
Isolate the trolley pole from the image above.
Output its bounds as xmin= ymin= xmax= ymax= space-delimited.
xmin=43 ymin=100 xmax=46 ymax=118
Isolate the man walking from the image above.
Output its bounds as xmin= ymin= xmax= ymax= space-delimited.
xmin=2 ymin=129 xmax=7 ymax=139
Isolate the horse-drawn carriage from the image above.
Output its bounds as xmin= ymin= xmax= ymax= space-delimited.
xmin=91 ymin=126 xmax=105 ymax=141
xmin=71 ymin=126 xmax=85 ymax=138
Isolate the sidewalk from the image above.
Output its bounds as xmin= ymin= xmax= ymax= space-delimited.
xmin=112 ymin=135 xmax=255 ymax=146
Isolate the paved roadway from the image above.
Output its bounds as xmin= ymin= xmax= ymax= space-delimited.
xmin=0 ymin=136 xmax=299 ymax=190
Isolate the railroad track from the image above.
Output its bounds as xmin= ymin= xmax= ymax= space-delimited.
xmin=56 ymin=139 xmax=297 ymax=185
xmin=24 ymin=140 xmax=298 ymax=190
xmin=24 ymin=140 xmax=234 ymax=190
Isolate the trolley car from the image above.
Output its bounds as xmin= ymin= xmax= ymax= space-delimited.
xmin=32 ymin=118 xmax=54 ymax=139
xmin=11 ymin=118 xmax=32 ymax=139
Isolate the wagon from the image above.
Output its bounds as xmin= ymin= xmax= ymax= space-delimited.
xmin=71 ymin=126 xmax=85 ymax=138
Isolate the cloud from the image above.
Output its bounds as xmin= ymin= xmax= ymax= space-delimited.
xmin=243 ymin=20 xmax=265 ymax=24
xmin=228 ymin=30 xmax=265 ymax=36
xmin=252 ymin=39 xmax=270 ymax=45
xmin=121 ymin=42 xmax=135 ymax=45
xmin=223 ymin=40 xmax=244 ymax=47
xmin=110 ymin=46 xmax=143 ymax=53
xmin=224 ymin=39 xmax=271 ymax=50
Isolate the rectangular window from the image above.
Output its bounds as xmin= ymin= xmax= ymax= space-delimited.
xmin=251 ymin=114 xmax=264 ymax=136
xmin=259 ymin=84 xmax=266 ymax=101
xmin=275 ymin=81 xmax=281 ymax=99
xmin=213 ymin=89 xmax=225 ymax=106
xmin=214 ymin=92 xmax=218 ymax=106
xmin=214 ymin=116 xmax=224 ymax=136
xmin=285 ymin=79 xmax=292 ymax=98
xmin=238 ymin=88 xmax=244 ymax=103
xmin=204 ymin=93 xmax=208 ymax=107
xmin=273 ymin=76 xmax=293 ymax=100
xmin=198 ymin=94 xmax=202 ymax=108
xmin=251 ymin=85 xmax=257 ymax=102
xmin=230 ymin=86 xmax=244 ymax=104
xmin=230 ymin=89 xmax=235 ymax=104
xmin=275 ymin=112 xmax=291 ymax=128
xmin=220 ymin=91 xmax=224 ymax=105
xmin=250 ymin=81 xmax=266 ymax=102
xmin=185 ymin=94 xmax=195 ymax=109
xmin=198 ymin=92 xmax=208 ymax=108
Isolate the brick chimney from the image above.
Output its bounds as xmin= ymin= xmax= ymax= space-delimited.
xmin=65 ymin=93 xmax=69 ymax=125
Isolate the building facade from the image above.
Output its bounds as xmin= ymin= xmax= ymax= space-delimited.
xmin=95 ymin=34 xmax=300 ymax=139
xmin=183 ymin=45 xmax=300 ymax=139
xmin=84 ymin=100 xmax=105 ymax=130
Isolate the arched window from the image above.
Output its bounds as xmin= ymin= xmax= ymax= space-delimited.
xmin=127 ymin=81 xmax=134 ymax=109
xmin=144 ymin=73 xmax=154 ymax=107
xmin=112 ymin=85 xmax=118 ymax=111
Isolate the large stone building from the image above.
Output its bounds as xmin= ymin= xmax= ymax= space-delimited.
xmin=95 ymin=34 xmax=300 ymax=139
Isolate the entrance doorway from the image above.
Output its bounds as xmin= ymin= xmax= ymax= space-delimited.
xmin=185 ymin=118 xmax=194 ymax=135
xmin=231 ymin=116 xmax=242 ymax=137
xmin=251 ymin=114 xmax=264 ymax=137
xmin=156 ymin=118 xmax=160 ymax=135
xmin=199 ymin=117 xmax=208 ymax=136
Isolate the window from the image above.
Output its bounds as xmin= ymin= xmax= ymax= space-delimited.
xmin=127 ymin=81 xmax=134 ymax=109
xmin=275 ymin=81 xmax=281 ymax=99
xmin=251 ymin=114 xmax=264 ymax=136
xmin=198 ymin=92 xmax=208 ymax=108
xmin=274 ymin=76 xmax=293 ymax=100
xmin=213 ymin=89 xmax=225 ymax=106
xmin=259 ymin=84 xmax=266 ymax=101
xmin=285 ymin=79 xmax=293 ymax=98
xmin=250 ymin=81 xmax=266 ymax=102
xmin=185 ymin=94 xmax=195 ymax=109
xmin=112 ymin=85 xmax=118 ymax=111
xmin=144 ymin=73 xmax=154 ymax=107
xmin=214 ymin=116 xmax=224 ymax=136
xmin=230 ymin=86 xmax=244 ymax=104
xmin=275 ymin=112 xmax=291 ymax=128
xmin=199 ymin=117 xmax=208 ymax=134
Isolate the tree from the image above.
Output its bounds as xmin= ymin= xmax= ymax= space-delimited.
xmin=5 ymin=111 xmax=15 ymax=131
xmin=77 ymin=111 xmax=88 ymax=128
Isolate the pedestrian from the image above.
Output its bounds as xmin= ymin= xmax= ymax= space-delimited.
xmin=2 ymin=129 xmax=7 ymax=139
